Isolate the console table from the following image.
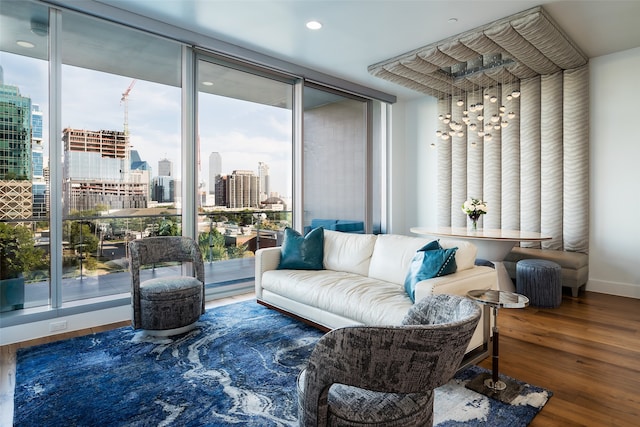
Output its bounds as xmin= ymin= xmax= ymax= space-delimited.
xmin=410 ymin=226 xmax=551 ymax=292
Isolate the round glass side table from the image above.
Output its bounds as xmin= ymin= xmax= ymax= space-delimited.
xmin=466 ymin=289 xmax=529 ymax=403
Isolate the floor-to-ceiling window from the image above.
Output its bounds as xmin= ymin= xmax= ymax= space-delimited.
xmin=0 ymin=2 xmax=183 ymax=314
xmin=57 ymin=10 xmax=182 ymax=305
xmin=0 ymin=1 xmax=50 ymax=312
xmin=1 ymin=1 xmax=386 ymax=331
xmin=196 ymin=57 xmax=294 ymax=294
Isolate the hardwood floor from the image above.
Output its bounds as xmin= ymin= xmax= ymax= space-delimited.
xmin=477 ymin=290 xmax=640 ymax=426
xmin=2 ymin=291 xmax=639 ymax=426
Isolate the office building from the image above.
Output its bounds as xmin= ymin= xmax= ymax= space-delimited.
xmin=257 ymin=161 xmax=269 ymax=202
xmin=209 ymin=152 xmax=221 ymax=196
xmin=62 ymin=128 xmax=148 ymax=212
xmin=158 ymin=158 xmax=173 ymax=177
xmin=0 ymin=70 xmax=32 ymax=220
xmin=227 ymin=170 xmax=260 ymax=209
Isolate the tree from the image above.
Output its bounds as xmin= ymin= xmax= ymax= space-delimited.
xmin=157 ymin=219 xmax=179 ymax=236
xmin=65 ymin=221 xmax=99 ymax=254
xmin=198 ymin=230 xmax=227 ymax=262
xmin=0 ymin=224 xmax=46 ymax=280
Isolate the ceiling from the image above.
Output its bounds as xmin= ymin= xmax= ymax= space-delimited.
xmin=91 ymin=0 xmax=640 ymax=101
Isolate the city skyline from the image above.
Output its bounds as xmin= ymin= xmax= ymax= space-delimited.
xmin=0 ymin=53 xmax=292 ymax=199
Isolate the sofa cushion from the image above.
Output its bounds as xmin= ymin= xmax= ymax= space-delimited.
xmin=323 ymin=229 xmax=377 ymax=276
xmin=368 ymin=234 xmax=433 ymax=284
xmin=261 ymin=269 xmax=412 ymax=325
xmin=278 ymin=227 xmax=324 ymax=270
xmin=404 ymin=244 xmax=458 ymax=302
xmin=334 ymin=220 xmax=365 ymax=233
xmin=439 ymin=238 xmax=477 ymax=272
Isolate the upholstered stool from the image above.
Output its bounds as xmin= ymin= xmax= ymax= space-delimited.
xmin=516 ymin=259 xmax=562 ymax=308
xmin=139 ymin=276 xmax=203 ymax=331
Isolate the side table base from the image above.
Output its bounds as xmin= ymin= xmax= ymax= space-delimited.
xmin=465 ymin=372 xmax=524 ymax=404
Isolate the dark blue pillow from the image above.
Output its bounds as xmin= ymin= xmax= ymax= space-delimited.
xmin=404 ymin=242 xmax=457 ymax=302
xmin=278 ymin=227 xmax=324 ymax=270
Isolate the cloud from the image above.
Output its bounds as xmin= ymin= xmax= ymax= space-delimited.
xmin=2 ymin=52 xmax=292 ymax=197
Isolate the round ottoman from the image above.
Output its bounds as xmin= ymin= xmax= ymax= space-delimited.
xmin=516 ymin=259 xmax=562 ymax=308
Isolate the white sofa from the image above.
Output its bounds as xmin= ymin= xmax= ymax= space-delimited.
xmin=255 ymin=230 xmax=498 ymax=366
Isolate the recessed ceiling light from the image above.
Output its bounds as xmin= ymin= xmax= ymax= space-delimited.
xmin=202 ymin=81 xmax=214 ymax=86
xmin=16 ymin=40 xmax=35 ymax=48
xmin=448 ymin=18 xmax=458 ymax=23
xmin=306 ymin=20 xmax=322 ymax=30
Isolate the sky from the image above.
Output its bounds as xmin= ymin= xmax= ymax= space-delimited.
xmin=0 ymin=51 xmax=292 ymax=198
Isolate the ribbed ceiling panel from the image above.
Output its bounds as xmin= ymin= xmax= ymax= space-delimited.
xmin=368 ymin=7 xmax=587 ymax=99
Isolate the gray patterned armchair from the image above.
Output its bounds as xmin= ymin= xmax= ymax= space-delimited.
xmin=128 ymin=236 xmax=205 ymax=334
xmin=297 ymin=294 xmax=481 ymax=427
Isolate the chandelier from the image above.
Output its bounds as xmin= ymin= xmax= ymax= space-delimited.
xmin=434 ymin=54 xmax=520 ymax=145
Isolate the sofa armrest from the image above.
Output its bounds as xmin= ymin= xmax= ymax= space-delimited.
xmin=414 ymin=266 xmax=497 ymax=302
xmin=255 ymin=247 xmax=281 ymax=299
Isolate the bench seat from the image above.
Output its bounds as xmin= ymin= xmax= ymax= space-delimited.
xmin=504 ymin=247 xmax=588 ymax=297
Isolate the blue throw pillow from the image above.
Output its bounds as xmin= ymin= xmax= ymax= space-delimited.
xmin=417 ymin=239 xmax=441 ymax=252
xmin=278 ymin=227 xmax=324 ymax=270
xmin=404 ymin=241 xmax=458 ymax=302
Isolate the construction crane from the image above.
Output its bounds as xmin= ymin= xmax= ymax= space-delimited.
xmin=121 ymin=79 xmax=136 ymax=137
xmin=120 ymin=79 xmax=136 ymax=204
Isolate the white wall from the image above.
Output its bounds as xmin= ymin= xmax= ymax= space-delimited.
xmin=388 ymin=97 xmax=438 ymax=235
xmin=588 ymin=47 xmax=640 ymax=298
xmin=390 ymin=46 xmax=640 ymax=299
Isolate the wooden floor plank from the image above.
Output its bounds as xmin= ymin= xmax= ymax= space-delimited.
xmin=479 ymin=291 xmax=640 ymax=426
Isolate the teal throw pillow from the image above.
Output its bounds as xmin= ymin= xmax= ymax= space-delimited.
xmin=417 ymin=239 xmax=441 ymax=252
xmin=278 ymin=227 xmax=324 ymax=270
xmin=404 ymin=241 xmax=457 ymax=302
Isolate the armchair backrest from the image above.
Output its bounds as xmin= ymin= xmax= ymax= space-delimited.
xmin=300 ymin=294 xmax=481 ymax=426
xmin=129 ymin=236 xmax=205 ymax=287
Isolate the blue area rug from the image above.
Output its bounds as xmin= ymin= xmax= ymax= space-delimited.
xmin=14 ymin=301 xmax=551 ymax=426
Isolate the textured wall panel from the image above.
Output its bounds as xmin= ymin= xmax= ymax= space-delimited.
xmin=511 ymin=12 xmax=588 ymax=69
xmin=540 ymin=73 xmax=564 ymax=250
xmin=501 ymin=82 xmax=521 ymax=231
xmin=483 ymin=89 xmax=502 ymax=230
xmin=437 ymin=98 xmax=453 ymax=226
xmin=451 ymin=96 xmax=468 ymax=227
xmin=466 ymin=90 xmax=484 ymax=228
xmin=563 ymin=66 xmax=589 ymax=253
xmin=519 ymin=77 xmax=541 ymax=247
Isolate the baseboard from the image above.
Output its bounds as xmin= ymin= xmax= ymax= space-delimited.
xmin=587 ymin=279 xmax=640 ymax=299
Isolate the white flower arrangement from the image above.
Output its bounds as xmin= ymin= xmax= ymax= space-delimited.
xmin=462 ymin=198 xmax=488 ymax=221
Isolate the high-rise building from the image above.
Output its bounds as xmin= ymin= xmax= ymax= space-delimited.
xmin=31 ymin=104 xmax=43 ymax=140
xmin=209 ymin=152 xmax=221 ymax=196
xmin=152 ymin=176 xmax=174 ymax=203
xmin=62 ymin=128 xmax=147 ymax=212
xmin=31 ymin=104 xmax=47 ymax=218
xmin=257 ymin=161 xmax=270 ymax=202
xmin=154 ymin=158 xmax=175 ymax=203
xmin=0 ymin=69 xmax=33 ymax=220
xmin=130 ymin=149 xmax=152 ymax=199
xmin=227 ymin=170 xmax=259 ymax=209
xmin=215 ymin=175 xmax=228 ymax=207
xmin=158 ymin=158 xmax=172 ymax=177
